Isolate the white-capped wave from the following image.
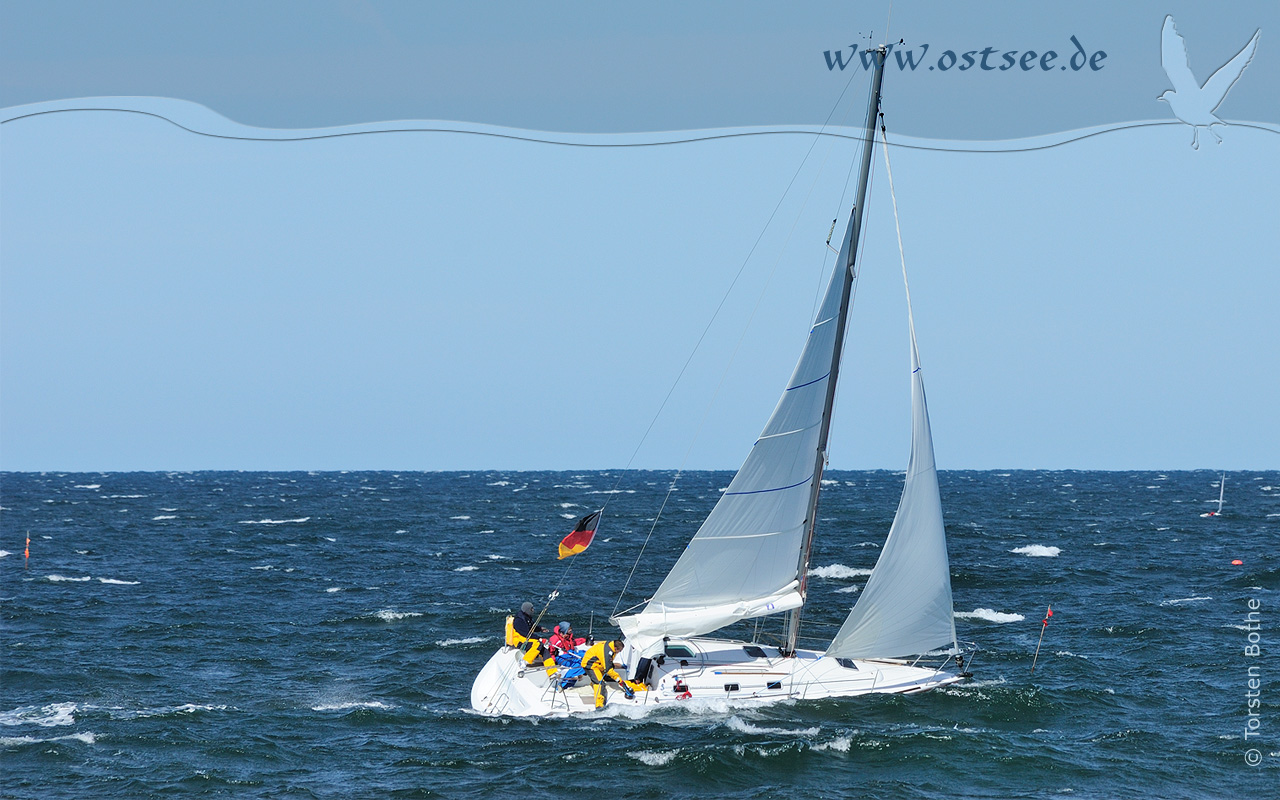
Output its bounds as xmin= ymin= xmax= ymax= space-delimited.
xmin=73 ymin=484 xmax=101 ymax=489
xmin=808 ymin=564 xmax=872 ymax=579
xmin=1161 ymin=596 xmax=1212 ymax=606
xmin=108 ymin=704 xmax=227 ymax=720
xmin=311 ymin=701 xmax=394 ymax=712
xmin=152 ymin=515 xmax=177 ymax=520
xmin=486 ymin=554 xmax=507 ymax=560
xmin=725 ymin=716 xmax=819 ymax=736
xmin=97 ymin=578 xmax=139 ymax=585
xmin=435 ymin=636 xmax=492 ymax=647
xmin=488 ymin=481 xmax=511 ymax=486
xmin=834 ymin=586 xmax=860 ymax=594
xmin=1055 ymin=651 xmax=1089 ymax=659
xmin=0 ymin=551 xmax=10 ymax=558
xmin=238 ymin=517 xmax=311 ymax=525
xmin=955 ymin=608 xmax=1025 ymax=623
xmin=374 ymin=610 xmax=424 ymax=622
xmin=325 ymin=587 xmax=342 ymax=593
xmin=250 ymin=565 xmax=274 ymax=571
xmin=46 ymin=575 xmax=90 ymax=582
xmin=0 ymin=732 xmax=95 ymax=746
xmin=811 ymin=736 xmax=853 ymax=752
xmin=1011 ymin=545 xmax=1060 ymax=557
xmin=454 ymin=565 xmax=479 ymax=572
xmin=450 ymin=515 xmax=471 ymax=520
xmin=629 ymin=749 xmax=679 ymax=765
xmin=1 ymin=702 xmax=77 ymax=727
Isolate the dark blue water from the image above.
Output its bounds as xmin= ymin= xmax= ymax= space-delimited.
xmin=2 ymin=470 xmax=1277 ymax=798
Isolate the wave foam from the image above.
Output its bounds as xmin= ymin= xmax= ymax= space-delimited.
xmin=955 ymin=608 xmax=1025 ymax=623
xmin=0 ymin=732 xmax=95 ymax=746
xmin=725 ymin=716 xmax=819 ymax=737
xmin=311 ymin=701 xmax=394 ymax=712
xmin=808 ymin=564 xmax=872 ymax=579
xmin=1011 ymin=545 xmax=1061 ymax=557
xmin=152 ymin=514 xmax=177 ymax=520
xmin=46 ymin=575 xmax=91 ymax=582
xmin=238 ymin=517 xmax=311 ymax=525
xmin=0 ymin=551 xmax=10 ymax=558
xmin=0 ymin=702 xmax=78 ymax=727
xmin=629 ymin=749 xmax=679 ymax=765
xmin=435 ymin=636 xmax=491 ymax=647
xmin=811 ymin=736 xmax=852 ymax=752
xmin=374 ymin=610 xmax=424 ymax=622
xmin=1161 ymin=596 xmax=1212 ymax=606
xmin=97 ymin=578 xmax=140 ymax=585
xmin=454 ymin=566 xmax=479 ymax=572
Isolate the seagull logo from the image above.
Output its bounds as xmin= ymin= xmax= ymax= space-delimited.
xmin=1159 ymin=15 xmax=1260 ymax=149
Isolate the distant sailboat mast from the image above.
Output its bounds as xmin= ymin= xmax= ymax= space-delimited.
xmin=783 ymin=44 xmax=887 ymax=656
xmin=1217 ymin=473 xmax=1226 ymax=514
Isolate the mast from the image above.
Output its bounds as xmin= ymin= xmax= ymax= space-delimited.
xmin=783 ymin=44 xmax=887 ymax=655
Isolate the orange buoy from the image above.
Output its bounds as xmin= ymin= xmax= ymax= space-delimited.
xmin=1231 ymin=559 xmax=1243 ymax=565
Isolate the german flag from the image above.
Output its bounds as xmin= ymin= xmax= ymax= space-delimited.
xmin=558 ymin=511 xmax=601 ymax=560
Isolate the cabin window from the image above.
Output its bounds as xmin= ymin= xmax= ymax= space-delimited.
xmin=836 ymin=658 xmax=858 ymax=670
xmin=724 ymin=683 xmax=740 ymax=692
xmin=742 ymin=645 xmax=767 ymax=658
xmin=767 ymin=680 xmax=783 ymax=690
xmin=664 ymin=644 xmax=695 ymax=658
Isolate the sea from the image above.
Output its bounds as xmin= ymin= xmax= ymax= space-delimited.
xmin=1 ymin=470 xmax=1276 ymax=799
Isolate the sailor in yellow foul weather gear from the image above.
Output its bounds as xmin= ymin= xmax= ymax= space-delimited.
xmin=581 ymin=640 xmax=647 ymax=708
xmin=581 ymin=640 xmax=624 ymax=709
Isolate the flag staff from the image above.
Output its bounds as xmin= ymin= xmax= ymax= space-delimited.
xmin=1031 ymin=605 xmax=1053 ymax=673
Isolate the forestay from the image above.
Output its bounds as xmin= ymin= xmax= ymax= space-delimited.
xmin=615 ymin=215 xmax=859 ymax=641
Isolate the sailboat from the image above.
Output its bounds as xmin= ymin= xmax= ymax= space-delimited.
xmin=1200 ymin=473 xmax=1226 ymax=517
xmin=471 ymin=44 xmax=973 ymax=717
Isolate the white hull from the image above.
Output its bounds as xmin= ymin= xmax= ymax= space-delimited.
xmin=470 ymin=636 xmax=966 ymax=718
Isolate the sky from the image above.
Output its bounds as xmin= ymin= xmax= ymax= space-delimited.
xmin=1 ymin=2 xmax=1277 ymax=471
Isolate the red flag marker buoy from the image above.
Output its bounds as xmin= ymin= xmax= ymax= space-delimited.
xmin=24 ymin=532 xmax=30 ymax=568
xmin=1232 ymin=559 xmax=1243 ymax=565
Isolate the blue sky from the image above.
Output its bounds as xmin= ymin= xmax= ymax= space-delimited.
xmin=1 ymin=3 xmax=1277 ymax=470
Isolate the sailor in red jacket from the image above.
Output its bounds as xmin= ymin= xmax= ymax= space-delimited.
xmin=548 ymin=621 xmax=586 ymax=657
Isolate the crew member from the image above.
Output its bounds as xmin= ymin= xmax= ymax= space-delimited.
xmin=582 ymin=639 xmax=627 ymax=709
xmin=548 ymin=621 xmax=586 ymax=657
xmin=511 ymin=601 xmax=546 ymax=641
xmin=507 ymin=601 xmax=549 ymax=664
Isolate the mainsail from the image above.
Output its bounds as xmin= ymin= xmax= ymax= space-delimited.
xmin=614 ymin=217 xmax=859 ymax=641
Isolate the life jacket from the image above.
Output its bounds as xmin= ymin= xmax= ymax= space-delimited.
xmin=549 ymin=627 xmax=585 ymax=655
